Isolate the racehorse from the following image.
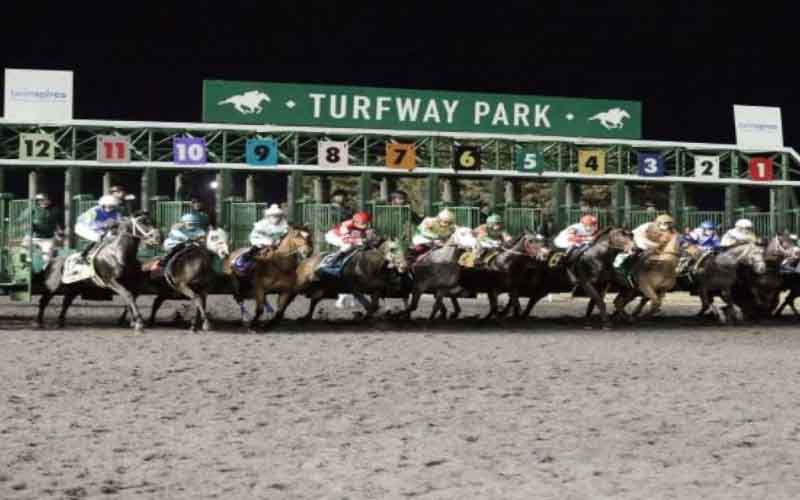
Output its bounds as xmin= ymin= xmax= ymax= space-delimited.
xmin=222 ymin=226 xmax=313 ymax=332
xmin=123 ymin=228 xmax=230 ymax=332
xmin=612 ymin=232 xmax=681 ymax=321
xmin=35 ymin=214 xmax=161 ymax=332
xmin=295 ymin=238 xmax=409 ymax=320
xmin=453 ymin=232 xmax=551 ymax=320
xmin=399 ymin=227 xmax=478 ymax=320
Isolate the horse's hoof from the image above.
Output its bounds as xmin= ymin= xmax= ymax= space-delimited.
xmin=449 ymin=313 xmax=460 ymax=320
xmin=202 ymin=320 xmax=211 ymax=332
xmin=602 ymin=323 xmax=613 ymax=331
xmin=133 ymin=323 xmax=144 ymax=334
xmin=56 ymin=320 xmax=65 ymax=329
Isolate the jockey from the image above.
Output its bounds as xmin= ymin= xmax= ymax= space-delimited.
xmin=75 ymin=195 xmax=123 ymax=262
xmin=325 ymin=211 xmax=372 ymax=251
xmin=682 ymin=220 xmax=721 ymax=250
xmin=249 ymin=204 xmax=289 ymax=250
xmin=18 ymin=193 xmax=63 ymax=264
xmin=721 ymin=219 xmax=758 ymax=246
xmin=109 ymin=185 xmax=136 ymax=216
xmin=553 ymin=214 xmax=598 ymax=250
xmin=158 ymin=212 xmax=208 ymax=268
xmin=323 ymin=211 xmax=372 ymax=309
xmin=473 ymin=214 xmax=512 ymax=264
xmin=412 ymin=208 xmax=456 ymax=253
xmin=187 ymin=197 xmax=211 ymax=230
xmin=632 ymin=214 xmax=676 ymax=253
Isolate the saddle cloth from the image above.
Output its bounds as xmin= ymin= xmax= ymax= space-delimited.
xmin=62 ymin=249 xmax=103 ymax=286
xmin=458 ymin=249 xmax=499 ymax=268
xmin=316 ymin=248 xmax=359 ymax=280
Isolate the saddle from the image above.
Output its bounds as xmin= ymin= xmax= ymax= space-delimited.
xmin=62 ymin=244 xmax=105 ymax=286
xmin=316 ymin=247 xmax=360 ymax=280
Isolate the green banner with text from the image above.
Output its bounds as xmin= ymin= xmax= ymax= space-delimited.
xmin=203 ymin=80 xmax=641 ymax=139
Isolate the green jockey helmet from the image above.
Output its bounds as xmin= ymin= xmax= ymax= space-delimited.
xmin=181 ymin=213 xmax=203 ymax=226
xmin=486 ymin=214 xmax=503 ymax=225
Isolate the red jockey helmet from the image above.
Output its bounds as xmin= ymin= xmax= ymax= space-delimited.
xmin=352 ymin=211 xmax=372 ymax=229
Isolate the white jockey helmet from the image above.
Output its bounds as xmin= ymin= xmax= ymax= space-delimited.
xmin=35 ymin=193 xmax=48 ymax=201
xmin=99 ymin=195 xmax=119 ymax=207
xmin=735 ymin=219 xmax=753 ymax=230
xmin=437 ymin=209 xmax=455 ymax=224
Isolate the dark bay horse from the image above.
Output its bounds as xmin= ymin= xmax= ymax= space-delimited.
xmin=222 ymin=227 xmax=313 ymax=332
xmin=451 ymin=233 xmax=551 ymax=320
xmin=295 ymin=239 xmax=409 ymax=320
xmin=35 ymin=214 xmax=161 ymax=332
xmin=124 ymin=228 xmax=230 ymax=332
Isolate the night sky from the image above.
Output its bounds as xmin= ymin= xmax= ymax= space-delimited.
xmin=2 ymin=3 xmax=798 ymax=146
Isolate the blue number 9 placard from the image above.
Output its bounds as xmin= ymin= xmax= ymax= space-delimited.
xmin=246 ymin=138 xmax=278 ymax=166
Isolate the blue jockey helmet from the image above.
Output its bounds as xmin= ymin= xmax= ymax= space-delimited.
xmin=181 ymin=213 xmax=202 ymax=225
xmin=700 ymin=221 xmax=716 ymax=230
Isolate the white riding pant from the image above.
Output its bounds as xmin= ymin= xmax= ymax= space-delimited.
xmin=75 ymin=223 xmax=102 ymax=243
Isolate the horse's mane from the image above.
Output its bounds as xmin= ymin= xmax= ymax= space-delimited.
xmin=288 ymin=224 xmax=311 ymax=234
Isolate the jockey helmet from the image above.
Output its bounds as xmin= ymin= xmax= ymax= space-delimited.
xmin=181 ymin=213 xmax=202 ymax=226
xmin=437 ymin=209 xmax=455 ymax=224
xmin=35 ymin=193 xmax=49 ymax=201
xmin=98 ymin=195 xmax=119 ymax=209
xmin=580 ymin=214 xmax=598 ymax=226
xmin=655 ymin=214 xmax=675 ymax=225
xmin=352 ymin=211 xmax=372 ymax=229
xmin=735 ymin=218 xmax=754 ymax=230
xmin=264 ymin=204 xmax=284 ymax=217
xmin=486 ymin=214 xmax=503 ymax=226
xmin=109 ymin=185 xmax=126 ymax=196
xmin=700 ymin=220 xmax=716 ymax=230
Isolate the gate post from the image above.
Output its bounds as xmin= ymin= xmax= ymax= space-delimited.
xmin=102 ymin=172 xmax=112 ymax=194
xmin=64 ymin=166 xmax=83 ymax=248
xmin=215 ymin=169 xmax=233 ymax=228
xmin=424 ymin=174 xmax=440 ymax=217
xmin=724 ymin=184 xmax=739 ymax=230
xmin=551 ymin=178 xmax=566 ymax=229
xmin=612 ymin=180 xmax=626 ymax=226
xmin=669 ymin=182 xmax=686 ymax=229
xmin=245 ymin=174 xmax=256 ymax=202
xmin=175 ymin=173 xmax=185 ymax=201
xmin=490 ymin=176 xmax=504 ymax=215
xmin=358 ymin=172 xmax=372 ymax=212
xmin=141 ymin=168 xmax=157 ymax=213
xmin=0 ymin=168 xmax=5 ymax=193
xmin=287 ymin=171 xmax=304 ymax=224
xmin=27 ymin=170 xmax=39 ymax=199
xmin=504 ymin=179 xmax=520 ymax=206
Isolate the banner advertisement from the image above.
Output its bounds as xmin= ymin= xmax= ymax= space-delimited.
xmin=733 ymin=105 xmax=783 ymax=150
xmin=3 ymin=68 xmax=74 ymax=121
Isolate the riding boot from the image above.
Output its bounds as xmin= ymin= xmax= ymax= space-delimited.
xmin=80 ymin=241 xmax=96 ymax=262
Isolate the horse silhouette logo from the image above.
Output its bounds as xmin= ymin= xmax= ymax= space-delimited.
xmin=588 ymin=108 xmax=631 ymax=129
xmin=217 ymin=90 xmax=271 ymax=114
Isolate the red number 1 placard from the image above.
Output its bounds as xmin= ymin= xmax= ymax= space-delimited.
xmin=97 ymin=135 xmax=131 ymax=163
xmin=749 ymin=157 xmax=774 ymax=181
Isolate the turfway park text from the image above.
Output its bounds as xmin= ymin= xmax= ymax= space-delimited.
xmin=308 ymin=93 xmax=552 ymax=128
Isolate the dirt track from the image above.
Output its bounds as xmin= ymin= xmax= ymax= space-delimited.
xmin=2 ymin=294 xmax=800 ymax=499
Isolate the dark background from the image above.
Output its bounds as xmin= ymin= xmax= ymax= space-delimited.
xmin=1 ymin=2 xmax=796 ymax=144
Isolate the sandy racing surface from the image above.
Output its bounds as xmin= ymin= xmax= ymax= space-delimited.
xmin=2 ymin=293 xmax=800 ymax=499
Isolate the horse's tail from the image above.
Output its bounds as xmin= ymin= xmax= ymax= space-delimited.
xmin=217 ymin=97 xmax=233 ymax=105
xmin=44 ymin=256 xmax=65 ymax=292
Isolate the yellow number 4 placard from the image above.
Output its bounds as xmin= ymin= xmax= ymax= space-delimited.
xmin=386 ymin=143 xmax=416 ymax=170
xmin=578 ymin=149 xmax=606 ymax=176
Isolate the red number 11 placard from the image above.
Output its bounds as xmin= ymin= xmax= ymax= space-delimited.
xmin=97 ymin=135 xmax=131 ymax=163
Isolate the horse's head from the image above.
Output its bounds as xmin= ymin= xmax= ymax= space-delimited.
xmin=380 ymin=239 xmax=409 ymax=274
xmin=607 ymin=227 xmax=636 ymax=253
xmin=124 ymin=212 xmax=161 ymax=248
xmin=768 ymin=234 xmax=800 ymax=262
xmin=277 ymin=226 xmax=313 ymax=259
xmin=740 ymin=243 xmax=767 ymax=274
xmin=519 ymin=232 xmax=551 ymax=261
xmin=448 ymin=226 xmax=478 ymax=249
xmin=206 ymin=227 xmax=230 ymax=259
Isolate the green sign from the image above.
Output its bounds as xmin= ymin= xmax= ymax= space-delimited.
xmin=203 ymin=80 xmax=642 ymax=139
xmin=515 ymin=144 xmax=545 ymax=174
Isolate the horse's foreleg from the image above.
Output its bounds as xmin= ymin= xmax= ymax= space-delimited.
xmin=585 ymin=298 xmax=596 ymax=318
xmin=248 ymin=284 xmax=265 ymax=333
xmin=632 ymin=297 xmax=650 ymax=318
xmin=193 ymin=292 xmax=211 ymax=332
xmin=265 ymin=292 xmax=296 ymax=328
xmin=775 ymin=290 xmax=796 ymax=317
xmin=430 ymin=292 xmax=445 ymax=320
xmin=301 ymin=291 xmax=323 ymax=322
xmin=35 ymin=290 xmax=55 ymax=328
xmin=483 ymin=291 xmax=499 ymax=320
xmin=719 ymin=288 xmax=738 ymax=323
xmin=580 ymin=280 xmax=608 ymax=326
xmin=117 ymin=305 xmax=129 ymax=327
xmin=449 ymin=297 xmax=461 ymax=320
xmin=362 ymin=293 xmax=380 ymax=318
xmin=147 ymin=295 xmax=167 ymax=327
xmin=400 ymin=290 xmax=422 ymax=320
xmin=56 ymin=292 xmax=77 ymax=329
xmin=174 ymin=283 xmax=201 ymax=332
xmin=106 ymin=279 xmax=144 ymax=333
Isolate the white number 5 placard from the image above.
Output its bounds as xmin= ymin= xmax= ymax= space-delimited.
xmin=694 ymin=155 xmax=720 ymax=178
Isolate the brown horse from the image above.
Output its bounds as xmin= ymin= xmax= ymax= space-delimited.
xmin=222 ymin=226 xmax=313 ymax=332
xmin=613 ymin=231 xmax=681 ymax=320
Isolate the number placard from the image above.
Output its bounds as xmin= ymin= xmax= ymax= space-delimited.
xmin=749 ymin=157 xmax=774 ymax=181
xmin=97 ymin=135 xmax=131 ymax=163
xmin=637 ymin=153 xmax=665 ymax=177
xmin=453 ymin=145 xmax=482 ymax=171
xmin=577 ymin=149 xmax=606 ymax=175
xmin=246 ymin=138 xmax=278 ymax=166
xmin=515 ymin=145 xmax=544 ymax=174
xmin=386 ymin=143 xmax=416 ymax=170
xmin=694 ymin=155 xmax=720 ymax=178
xmin=19 ymin=133 xmax=55 ymax=160
xmin=173 ymin=137 xmax=207 ymax=165
xmin=318 ymin=141 xmax=349 ymax=167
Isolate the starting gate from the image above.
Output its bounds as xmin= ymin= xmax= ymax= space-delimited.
xmin=369 ymin=204 xmax=413 ymax=241
xmin=433 ymin=203 xmax=482 ymax=228
xmin=504 ymin=206 xmax=545 ymax=236
xmin=683 ymin=208 xmax=727 ymax=233
xmin=299 ymin=203 xmax=348 ymax=252
xmin=149 ymin=198 xmax=193 ymax=237
xmin=0 ymin=198 xmax=34 ymax=301
xmin=225 ymin=201 xmax=266 ymax=249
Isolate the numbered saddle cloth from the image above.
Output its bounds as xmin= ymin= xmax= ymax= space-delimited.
xmin=458 ymin=249 xmax=499 ymax=268
xmin=612 ymin=252 xmax=638 ymax=289
xmin=316 ymin=248 xmax=359 ymax=280
xmin=62 ymin=249 xmax=103 ymax=286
